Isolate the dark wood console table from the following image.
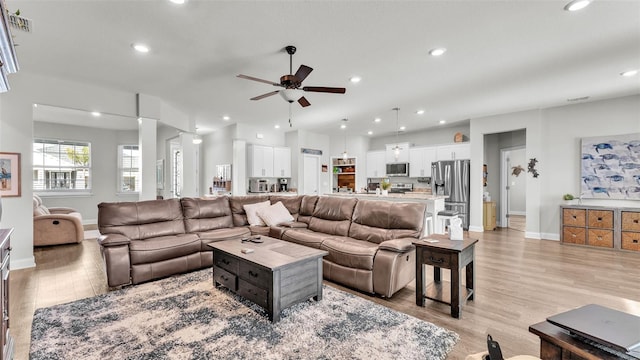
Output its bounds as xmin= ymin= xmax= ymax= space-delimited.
xmin=414 ymin=234 xmax=478 ymax=318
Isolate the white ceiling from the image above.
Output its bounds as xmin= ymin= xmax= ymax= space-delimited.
xmin=9 ymin=0 xmax=640 ymax=137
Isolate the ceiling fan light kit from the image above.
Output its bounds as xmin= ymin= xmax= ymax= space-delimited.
xmin=237 ymin=45 xmax=346 ymax=115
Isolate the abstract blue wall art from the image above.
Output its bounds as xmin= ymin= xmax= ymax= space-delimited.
xmin=581 ymin=133 xmax=640 ymax=200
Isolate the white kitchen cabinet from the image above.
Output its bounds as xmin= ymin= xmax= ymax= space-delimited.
xmin=409 ymin=146 xmax=437 ymax=177
xmin=248 ymin=144 xmax=274 ymax=177
xmin=436 ymin=143 xmax=470 ymax=161
xmin=385 ymin=142 xmax=410 ymax=163
xmin=273 ymin=147 xmax=291 ymax=177
xmin=366 ymin=150 xmax=386 ymax=178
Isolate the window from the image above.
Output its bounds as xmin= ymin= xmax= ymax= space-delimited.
xmin=33 ymin=139 xmax=91 ymax=191
xmin=118 ymin=145 xmax=140 ymax=192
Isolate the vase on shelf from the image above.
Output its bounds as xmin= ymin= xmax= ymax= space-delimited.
xmin=381 ymin=190 xmax=388 ymax=196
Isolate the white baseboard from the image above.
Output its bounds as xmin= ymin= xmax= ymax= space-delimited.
xmin=12 ymin=256 xmax=36 ymax=270
xmin=525 ymin=231 xmax=541 ymax=239
xmin=541 ymin=233 xmax=560 ymax=241
xmin=509 ymin=211 xmax=526 ymax=216
xmin=468 ymin=225 xmax=484 ymax=233
xmin=83 ymin=218 xmax=97 ymax=225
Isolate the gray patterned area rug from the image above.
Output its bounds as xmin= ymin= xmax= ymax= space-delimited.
xmin=30 ymin=269 xmax=459 ymax=359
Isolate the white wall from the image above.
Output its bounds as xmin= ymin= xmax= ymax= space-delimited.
xmin=369 ymin=123 xmax=470 ymax=150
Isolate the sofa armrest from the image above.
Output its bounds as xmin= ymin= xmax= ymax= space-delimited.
xmin=48 ymin=207 xmax=79 ymax=215
xmin=98 ymin=234 xmax=131 ymax=247
xmin=378 ymin=238 xmax=415 ymax=253
xmin=33 ymin=214 xmax=84 ymax=246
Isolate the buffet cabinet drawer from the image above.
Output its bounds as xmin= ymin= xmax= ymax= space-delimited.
xmin=563 ymin=209 xmax=586 ymax=227
xmin=214 ymin=251 xmax=238 ymax=273
xmin=588 ymin=210 xmax=614 ymax=229
xmin=237 ymin=278 xmax=269 ymax=308
xmin=213 ymin=266 xmax=237 ymax=291
xmin=562 ymin=227 xmax=586 ymax=245
xmin=419 ymin=248 xmax=452 ymax=268
xmin=621 ymin=211 xmax=640 ymax=232
xmin=587 ymin=229 xmax=614 ymax=248
xmin=621 ymin=232 xmax=640 ymax=251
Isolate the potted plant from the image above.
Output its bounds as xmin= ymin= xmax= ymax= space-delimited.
xmin=563 ymin=193 xmax=578 ymax=205
xmin=380 ymin=180 xmax=391 ymax=196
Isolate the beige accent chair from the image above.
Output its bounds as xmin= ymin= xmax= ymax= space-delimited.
xmin=33 ymin=194 xmax=84 ymax=246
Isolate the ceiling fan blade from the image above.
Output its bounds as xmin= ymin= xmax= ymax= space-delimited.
xmin=294 ymin=65 xmax=313 ymax=83
xmin=250 ymin=90 xmax=279 ymax=101
xmin=298 ymin=96 xmax=311 ymax=107
xmin=302 ymin=86 xmax=346 ymax=94
xmin=237 ymin=74 xmax=280 ymax=86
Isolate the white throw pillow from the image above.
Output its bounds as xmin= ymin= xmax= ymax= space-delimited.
xmin=243 ymin=200 xmax=271 ymax=226
xmin=258 ymin=201 xmax=294 ymax=227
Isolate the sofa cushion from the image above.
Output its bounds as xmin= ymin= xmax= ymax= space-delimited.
xmin=297 ymin=195 xmax=318 ymax=224
xmin=197 ymin=227 xmax=251 ymax=250
xmin=229 ymin=195 xmax=270 ymax=227
xmin=308 ymin=196 xmax=357 ymax=236
xmin=281 ymin=228 xmax=330 ymax=249
xmin=33 ymin=195 xmax=50 ymax=216
xmin=181 ymin=197 xmax=234 ymax=233
xmin=269 ymin=195 xmax=303 ymax=220
xmin=98 ymin=198 xmax=186 ymax=240
xmin=129 ymin=233 xmax=201 ymax=264
xmin=258 ymin=201 xmax=294 ymax=227
xmin=349 ymin=199 xmax=425 ymax=243
xmin=320 ymin=236 xmax=379 ymax=270
xmin=243 ymin=200 xmax=271 ymax=226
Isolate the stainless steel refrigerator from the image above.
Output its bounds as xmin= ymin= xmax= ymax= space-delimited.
xmin=432 ymin=159 xmax=470 ymax=229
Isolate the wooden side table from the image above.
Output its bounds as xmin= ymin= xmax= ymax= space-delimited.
xmin=529 ymin=321 xmax=622 ymax=360
xmin=413 ymin=234 xmax=478 ymax=318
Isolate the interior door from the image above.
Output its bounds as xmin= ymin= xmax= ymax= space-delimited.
xmin=303 ymin=154 xmax=320 ymax=195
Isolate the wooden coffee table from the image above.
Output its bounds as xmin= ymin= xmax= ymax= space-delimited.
xmin=413 ymin=234 xmax=478 ymax=318
xmin=208 ymin=236 xmax=328 ymax=322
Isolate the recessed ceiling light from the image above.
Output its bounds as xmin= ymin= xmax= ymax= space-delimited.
xmin=374 ymin=118 xmax=381 ymax=123
xmin=33 ymin=104 xmax=38 ymax=108
xmin=439 ymin=120 xmax=446 ymax=124
xmin=416 ymin=110 xmax=425 ymax=115
xmin=367 ymin=130 xmax=373 ymax=135
xmin=399 ymin=126 xmax=406 ymax=131
xmin=169 ymin=0 xmax=186 ymax=4
xmin=222 ymin=115 xmax=230 ymax=121
xmin=349 ymin=76 xmax=361 ymax=83
xmin=564 ymin=0 xmax=591 ymax=11
xmin=621 ymin=69 xmax=639 ymax=77
xmin=429 ymin=48 xmax=447 ymax=57
xmin=274 ymin=124 xmax=280 ymax=129
xmin=132 ymin=43 xmax=150 ymax=53
xmin=91 ymin=111 xmax=101 ymax=117
xmin=340 ymin=124 xmax=347 ymax=129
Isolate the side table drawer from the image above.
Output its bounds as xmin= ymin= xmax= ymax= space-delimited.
xmin=238 ymin=261 xmax=271 ymax=288
xmin=213 ymin=266 xmax=237 ymax=291
xmin=214 ymin=251 xmax=238 ymax=273
xmin=419 ymin=248 xmax=452 ymax=268
xmin=563 ymin=227 xmax=585 ymax=245
xmin=622 ymin=211 xmax=640 ymax=232
xmin=563 ymin=208 xmax=586 ymax=227
xmin=238 ymin=278 xmax=269 ymax=308
xmin=588 ymin=210 xmax=614 ymax=229
xmin=622 ymin=232 xmax=640 ymax=251
xmin=587 ymin=229 xmax=613 ymax=248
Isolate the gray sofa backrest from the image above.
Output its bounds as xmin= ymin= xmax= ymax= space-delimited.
xmin=349 ymin=199 xmax=425 ymax=243
xmin=98 ymin=198 xmax=185 ymax=240
xmin=181 ymin=197 xmax=234 ymax=233
xmin=308 ymin=196 xmax=357 ymax=236
xmin=228 ymin=195 xmax=270 ymax=226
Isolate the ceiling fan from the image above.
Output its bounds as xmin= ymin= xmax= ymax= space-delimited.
xmin=237 ymin=45 xmax=346 ymax=108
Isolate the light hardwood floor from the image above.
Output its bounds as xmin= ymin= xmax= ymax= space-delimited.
xmin=10 ymin=228 xmax=640 ymax=360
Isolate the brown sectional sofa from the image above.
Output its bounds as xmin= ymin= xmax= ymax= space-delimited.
xmin=98 ymin=194 xmax=426 ymax=298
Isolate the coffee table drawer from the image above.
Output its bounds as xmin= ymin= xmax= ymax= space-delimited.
xmin=238 ymin=278 xmax=269 ymax=308
xmin=238 ymin=261 xmax=271 ymax=288
xmin=214 ymin=266 xmax=237 ymax=290
xmin=419 ymin=248 xmax=452 ymax=268
xmin=214 ymin=251 xmax=238 ymax=273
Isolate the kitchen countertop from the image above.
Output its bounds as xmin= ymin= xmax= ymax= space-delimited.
xmin=326 ymin=193 xmax=447 ymax=200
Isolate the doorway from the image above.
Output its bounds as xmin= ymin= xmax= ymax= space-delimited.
xmin=302 ymin=154 xmax=320 ymax=195
xmin=500 ymin=146 xmax=526 ymax=231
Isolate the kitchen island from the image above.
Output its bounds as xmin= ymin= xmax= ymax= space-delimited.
xmin=326 ymin=192 xmax=448 ymax=235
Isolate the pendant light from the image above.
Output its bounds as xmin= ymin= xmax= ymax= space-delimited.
xmin=392 ymin=107 xmax=402 ymax=161
xmin=341 ymin=119 xmax=348 ymax=160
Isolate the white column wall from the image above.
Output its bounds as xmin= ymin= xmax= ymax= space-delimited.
xmin=138 ymin=118 xmax=158 ymax=200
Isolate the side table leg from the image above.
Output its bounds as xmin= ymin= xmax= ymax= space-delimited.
xmin=451 ymin=258 xmax=460 ymax=318
xmin=434 ymin=266 xmax=441 ymax=282
xmin=416 ymin=261 xmax=425 ymax=307
xmin=466 ymin=261 xmax=475 ymax=301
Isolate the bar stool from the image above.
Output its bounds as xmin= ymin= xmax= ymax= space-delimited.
xmin=437 ymin=210 xmax=459 ymax=233
xmin=424 ymin=212 xmax=433 ymax=235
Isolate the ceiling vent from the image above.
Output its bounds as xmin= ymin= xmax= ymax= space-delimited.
xmin=8 ymin=14 xmax=32 ymax=33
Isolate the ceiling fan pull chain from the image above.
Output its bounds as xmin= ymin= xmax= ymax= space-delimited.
xmin=289 ymin=103 xmax=293 ymax=127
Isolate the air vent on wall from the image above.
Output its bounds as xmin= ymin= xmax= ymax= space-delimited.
xmin=567 ymin=96 xmax=590 ymax=102
xmin=8 ymin=14 xmax=32 ymax=33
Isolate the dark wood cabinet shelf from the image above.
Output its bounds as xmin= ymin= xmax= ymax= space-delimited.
xmin=560 ymin=205 xmax=640 ymax=252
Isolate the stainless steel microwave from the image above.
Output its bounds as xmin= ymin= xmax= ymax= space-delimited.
xmin=386 ymin=163 xmax=409 ymax=177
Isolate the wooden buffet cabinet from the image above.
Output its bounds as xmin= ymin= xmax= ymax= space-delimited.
xmin=483 ymin=201 xmax=496 ymax=231
xmin=560 ymin=205 xmax=640 ymax=252
xmin=0 ymin=229 xmax=13 ymax=360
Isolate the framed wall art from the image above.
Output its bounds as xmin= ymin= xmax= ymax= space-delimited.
xmin=0 ymin=152 xmax=21 ymax=197
xmin=580 ymin=133 xmax=640 ymax=200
